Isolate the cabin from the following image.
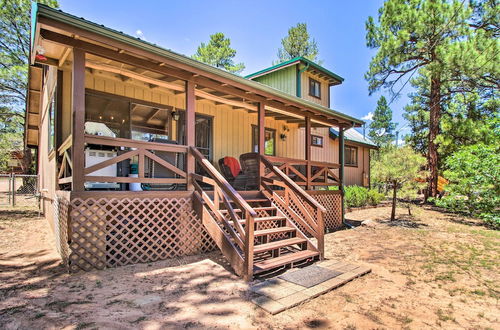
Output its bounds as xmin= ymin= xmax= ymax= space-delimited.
xmin=26 ymin=4 xmax=368 ymax=280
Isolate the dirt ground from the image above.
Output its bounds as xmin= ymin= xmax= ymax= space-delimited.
xmin=0 ymin=205 xmax=498 ymax=329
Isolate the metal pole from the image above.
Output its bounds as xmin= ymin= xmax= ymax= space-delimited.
xmin=12 ymin=173 xmax=16 ymax=207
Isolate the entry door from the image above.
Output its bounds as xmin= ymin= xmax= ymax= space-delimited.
xmin=177 ymin=113 xmax=213 ymax=173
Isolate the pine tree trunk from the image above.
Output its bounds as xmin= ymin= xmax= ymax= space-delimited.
xmin=391 ymin=180 xmax=397 ymax=221
xmin=427 ymin=73 xmax=441 ymax=199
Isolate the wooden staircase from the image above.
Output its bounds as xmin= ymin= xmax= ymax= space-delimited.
xmin=190 ymin=147 xmax=325 ymax=281
xmin=220 ymin=194 xmax=320 ymax=275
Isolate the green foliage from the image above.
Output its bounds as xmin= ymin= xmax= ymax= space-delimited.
xmin=344 ymin=186 xmax=384 ymax=208
xmin=434 ymin=144 xmax=499 ymax=226
xmin=277 ymin=23 xmax=319 ymax=63
xmin=368 ymin=95 xmax=396 ymax=146
xmin=372 ymin=146 xmax=427 ymax=220
xmin=367 ymin=189 xmax=385 ymax=206
xmin=192 ymin=32 xmax=245 ymax=74
xmin=0 ymin=0 xmax=58 ymax=172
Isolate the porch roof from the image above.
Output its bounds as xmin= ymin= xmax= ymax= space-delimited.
xmin=31 ymin=4 xmax=364 ymax=128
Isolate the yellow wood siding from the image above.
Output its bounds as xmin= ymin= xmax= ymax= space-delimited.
xmin=344 ymin=145 xmax=370 ymax=187
xmin=301 ymin=71 xmax=330 ymax=107
xmin=38 ymin=66 xmax=58 ymax=230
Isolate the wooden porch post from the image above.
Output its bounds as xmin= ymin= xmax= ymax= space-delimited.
xmin=257 ymin=102 xmax=265 ymax=187
xmin=339 ymin=126 xmax=345 ymax=221
xmin=186 ymin=80 xmax=195 ymax=191
xmin=305 ymin=116 xmax=312 ymax=190
xmin=71 ymin=48 xmax=86 ymax=191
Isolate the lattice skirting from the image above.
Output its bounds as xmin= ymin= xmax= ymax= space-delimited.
xmin=310 ymin=193 xmax=343 ymax=232
xmin=54 ymin=192 xmax=71 ymax=265
xmin=271 ymin=191 xmax=343 ymax=235
xmin=67 ymin=196 xmax=216 ymax=272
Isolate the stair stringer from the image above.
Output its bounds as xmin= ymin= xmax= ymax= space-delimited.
xmin=193 ymin=192 xmax=245 ymax=276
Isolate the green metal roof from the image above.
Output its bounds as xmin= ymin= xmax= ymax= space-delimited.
xmin=245 ymin=57 xmax=344 ymax=84
xmin=329 ymin=128 xmax=378 ymax=148
xmin=33 ymin=4 xmax=362 ymax=126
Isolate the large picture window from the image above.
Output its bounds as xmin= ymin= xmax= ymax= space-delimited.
xmin=252 ymin=125 xmax=276 ymax=156
xmin=309 ymin=78 xmax=321 ymax=98
xmin=345 ymin=145 xmax=358 ymax=167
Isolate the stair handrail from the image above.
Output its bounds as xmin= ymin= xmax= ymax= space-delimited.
xmin=190 ymin=146 xmax=256 ymax=279
xmin=261 ymin=155 xmax=326 ymax=258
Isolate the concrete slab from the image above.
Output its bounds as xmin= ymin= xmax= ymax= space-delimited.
xmin=249 ymin=261 xmax=371 ymax=314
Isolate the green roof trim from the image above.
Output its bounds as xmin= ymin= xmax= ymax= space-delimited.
xmin=245 ymin=56 xmax=345 ymax=84
xmin=329 ymin=128 xmax=378 ymax=148
xmin=33 ymin=4 xmax=362 ymax=126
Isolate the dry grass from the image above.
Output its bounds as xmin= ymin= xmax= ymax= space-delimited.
xmin=0 ymin=205 xmax=498 ymax=329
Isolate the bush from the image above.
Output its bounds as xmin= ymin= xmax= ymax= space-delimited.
xmin=435 ymin=144 xmax=499 ymax=227
xmin=344 ymin=186 xmax=384 ymax=208
xmin=367 ymin=189 xmax=385 ymax=206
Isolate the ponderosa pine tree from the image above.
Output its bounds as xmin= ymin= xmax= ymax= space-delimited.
xmin=368 ymin=96 xmax=396 ymax=146
xmin=192 ymin=32 xmax=245 ymax=74
xmin=366 ymin=0 xmax=498 ymax=198
xmin=277 ymin=23 xmax=319 ymax=63
xmin=366 ymin=0 xmax=473 ymax=198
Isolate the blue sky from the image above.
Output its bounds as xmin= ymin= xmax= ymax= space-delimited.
xmin=59 ymin=0 xmax=412 ymax=134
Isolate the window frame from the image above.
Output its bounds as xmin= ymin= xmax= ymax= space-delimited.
xmin=344 ymin=145 xmax=358 ymax=167
xmin=308 ymin=77 xmax=321 ymax=99
xmin=311 ymin=134 xmax=323 ymax=148
xmin=252 ymin=125 xmax=276 ymax=156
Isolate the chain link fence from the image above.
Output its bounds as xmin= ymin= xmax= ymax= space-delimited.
xmin=0 ymin=174 xmax=40 ymax=209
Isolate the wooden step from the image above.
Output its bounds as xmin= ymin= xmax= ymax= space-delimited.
xmin=220 ymin=206 xmax=276 ymax=214
xmin=242 ymin=198 xmax=269 ymax=204
xmin=253 ymin=237 xmax=307 ymax=254
xmin=254 ymin=226 xmax=295 ymax=237
xmin=230 ymin=216 xmax=286 ymax=224
xmin=253 ymin=250 xmax=319 ymax=273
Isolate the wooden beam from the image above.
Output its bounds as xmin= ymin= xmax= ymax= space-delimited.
xmin=71 ymin=48 xmax=86 ymax=191
xmin=87 ymin=60 xmax=257 ymax=111
xmin=305 ymin=116 xmax=312 ymax=190
xmin=59 ymin=47 xmax=71 ymax=67
xmin=258 ymin=102 xmax=265 ymax=187
xmin=186 ymin=80 xmax=195 ymax=191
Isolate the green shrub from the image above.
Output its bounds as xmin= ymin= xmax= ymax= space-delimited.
xmin=435 ymin=144 xmax=499 ymax=227
xmin=367 ymin=189 xmax=385 ymax=205
xmin=344 ymin=186 xmax=385 ymax=208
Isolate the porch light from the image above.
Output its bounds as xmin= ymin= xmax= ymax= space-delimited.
xmin=171 ymin=108 xmax=180 ymax=121
xmin=280 ymin=133 xmax=287 ymax=141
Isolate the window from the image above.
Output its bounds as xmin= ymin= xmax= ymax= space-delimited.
xmin=309 ymin=78 xmax=321 ymax=98
xmin=48 ymin=91 xmax=56 ymax=152
xmin=311 ymin=135 xmax=323 ymax=147
xmin=345 ymin=145 xmax=358 ymax=166
xmin=252 ymin=125 xmax=276 ymax=156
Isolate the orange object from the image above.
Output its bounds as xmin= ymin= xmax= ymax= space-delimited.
xmin=223 ymin=156 xmax=241 ymax=178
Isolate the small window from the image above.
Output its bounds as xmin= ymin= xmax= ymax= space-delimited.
xmin=252 ymin=125 xmax=276 ymax=156
xmin=345 ymin=145 xmax=358 ymax=166
xmin=309 ymin=78 xmax=321 ymax=98
xmin=311 ymin=135 xmax=323 ymax=147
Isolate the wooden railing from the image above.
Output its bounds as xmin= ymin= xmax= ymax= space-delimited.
xmin=260 ymin=155 xmax=326 ymax=258
xmin=265 ymin=155 xmax=340 ymax=187
xmin=190 ymin=146 xmax=257 ymax=280
xmin=57 ymin=134 xmax=73 ymax=186
xmin=83 ymin=135 xmax=188 ymax=185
